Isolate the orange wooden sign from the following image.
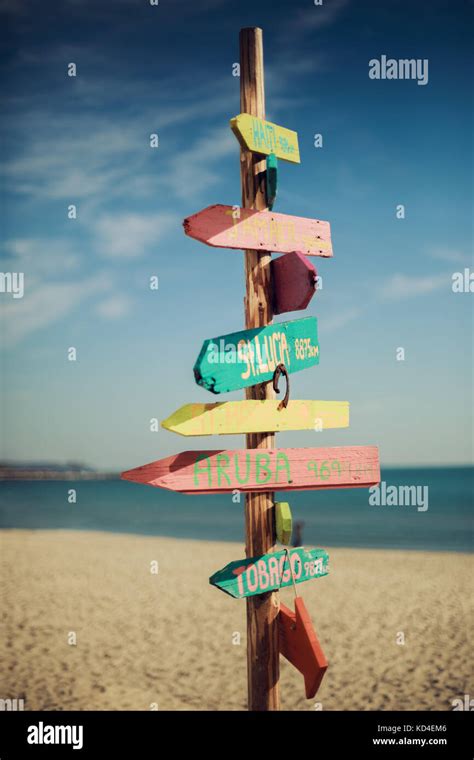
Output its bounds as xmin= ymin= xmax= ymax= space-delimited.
xmin=279 ymin=597 xmax=328 ymax=699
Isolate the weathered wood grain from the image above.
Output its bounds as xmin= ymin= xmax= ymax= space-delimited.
xmin=193 ymin=316 xmax=319 ymax=394
xmin=183 ymin=204 xmax=333 ymax=257
xmin=161 ymin=400 xmax=349 ymax=436
xmin=209 ymin=547 xmax=329 ymax=598
xmin=230 ymin=113 xmax=300 ymax=163
xmin=239 ymin=27 xmax=280 ymax=712
xmin=120 ymin=446 xmax=381 ymax=494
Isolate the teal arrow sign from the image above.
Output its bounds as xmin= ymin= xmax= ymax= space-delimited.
xmin=266 ymin=153 xmax=278 ymax=210
xmin=209 ymin=546 xmax=329 ymax=598
xmin=193 ymin=316 xmax=319 ymax=394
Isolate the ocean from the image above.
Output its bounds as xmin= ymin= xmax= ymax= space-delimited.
xmin=0 ymin=467 xmax=472 ymax=553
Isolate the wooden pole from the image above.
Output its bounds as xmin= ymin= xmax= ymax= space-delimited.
xmin=239 ymin=27 xmax=280 ymax=711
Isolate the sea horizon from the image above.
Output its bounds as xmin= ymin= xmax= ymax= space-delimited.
xmin=1 ymin=465 xmax=472 ymax=554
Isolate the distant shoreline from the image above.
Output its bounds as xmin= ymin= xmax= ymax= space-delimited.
xmin=1 ymin=463 xmax=472 ymax=482
xmin=1 ymin=470 xmax=471 ymax=553
xmin=0 ymin=468 xmax=119 ymax=481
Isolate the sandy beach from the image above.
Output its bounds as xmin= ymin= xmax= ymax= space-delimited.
xmin=0 ymin=529 xmax=472 ymax=711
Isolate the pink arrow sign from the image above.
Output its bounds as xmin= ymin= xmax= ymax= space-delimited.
xmin=183 ymin=204 xmax=333 ymax=257
xmin=271 ymin=251 xmax=317 ymax=315
xmin=121 ymin=446 xmax=380 ymax=495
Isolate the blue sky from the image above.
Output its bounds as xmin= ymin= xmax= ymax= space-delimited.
xmin=0 ymin=0 xmax=472 ymax=469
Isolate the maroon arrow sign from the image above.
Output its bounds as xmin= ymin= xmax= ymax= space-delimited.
xmin=279 ymin=597 xmax=328 ymax=699
xmin=271 ymin=251 xmax=317 ymax=315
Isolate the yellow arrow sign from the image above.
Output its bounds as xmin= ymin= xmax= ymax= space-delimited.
xmin=161 ymin=400 xmax=349 ymax=436
xmin=230 ymin=113 xmax=300 ymax=163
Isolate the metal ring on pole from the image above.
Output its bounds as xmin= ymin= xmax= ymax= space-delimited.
xmin=272 ymin=363 xmax=290 ymax=410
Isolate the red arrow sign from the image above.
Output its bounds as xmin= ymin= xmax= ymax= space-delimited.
xmin=271 ymin=251 xmax=317 ymax=315
xmin=279 ymin=597 xmax=328 ymax=699
xmin=183 ymin=204 xmax=333 ymax=257
xmin=121 ymin=446 xmax=380 ymax=494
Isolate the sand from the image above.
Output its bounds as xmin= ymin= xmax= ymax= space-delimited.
xmin=0 ymin=529 xmax=472 ymax=711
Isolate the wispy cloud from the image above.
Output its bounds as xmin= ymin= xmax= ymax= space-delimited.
xmin=0 ymin=0 xmax=229 ymax=23
xmin=2 ymin=22 xmax=322 ymax=220
xmin=1 ymin=87 xmax=237 ymax=213
xmin=2 ymin=237 xmax=80 ymax=277
xmin=0 ymin=274 xmax=110 ymax=347
xmin=285 ymin=0 xmax=350 ymax=35
xmin=95 ymin=294 xmax=133 ymax=319
xmin=428 ymin=247 xmax=471 ymax=265
xmin=379 ymin=273 xmax=450 ymax=300
xmin=0 ymin=229 xmax=141 ymax=344
xmin=324 ymin=306 xmax=364 ymax=333
xmin=2 ymin=117 xmax=147 ymax=203
xmin=265 ymin=53 xmax=329 ymax=110
xmin=166 ymin=126 xmax=236 ymax=201
xmin=323 ymin=268 xmax=453 ymax=333
xmin=94 ymin=212 xmax=177 ymax=259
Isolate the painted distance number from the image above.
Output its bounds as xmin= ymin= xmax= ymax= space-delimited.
xmin=294 ymin=338 xmax=318 ymax=359
xmin=307 ymin=460 xmax=341 ymax=479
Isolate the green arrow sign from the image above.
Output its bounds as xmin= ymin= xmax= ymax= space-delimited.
xmin=266 ymin=153 xmax=278 ymax=209
xmin=275 ymin=502 xmax=293 ymax=545
xmin=210 ymin=546 xmax=329 ymax=598
xmin=194 ymin=317 xmax=319 ymax=394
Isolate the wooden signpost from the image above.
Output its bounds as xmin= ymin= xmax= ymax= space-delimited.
xmin=183 ymin=204 xmax=333 ymax=257
xmin=271 ymin=251 xmax=318 ymax=314
xmin=209 ymin=547 xmax=328 ymax=598
xmin=279 ymin=598 xmax=328 ymax=699
xmin=161 ymin=399 xmax=349 ymax=436
xmin=121 ymin=27 xmax=380 ymax=711
xmin=237 ymin=28 xmax=279 ymax=711
xmin=230 ymin=113 xmax=301 ymax=163
xmin=121 ymin=446 xmax=380 ymax=494
xmin=193 ymin=316 xmax=319 ymax=394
